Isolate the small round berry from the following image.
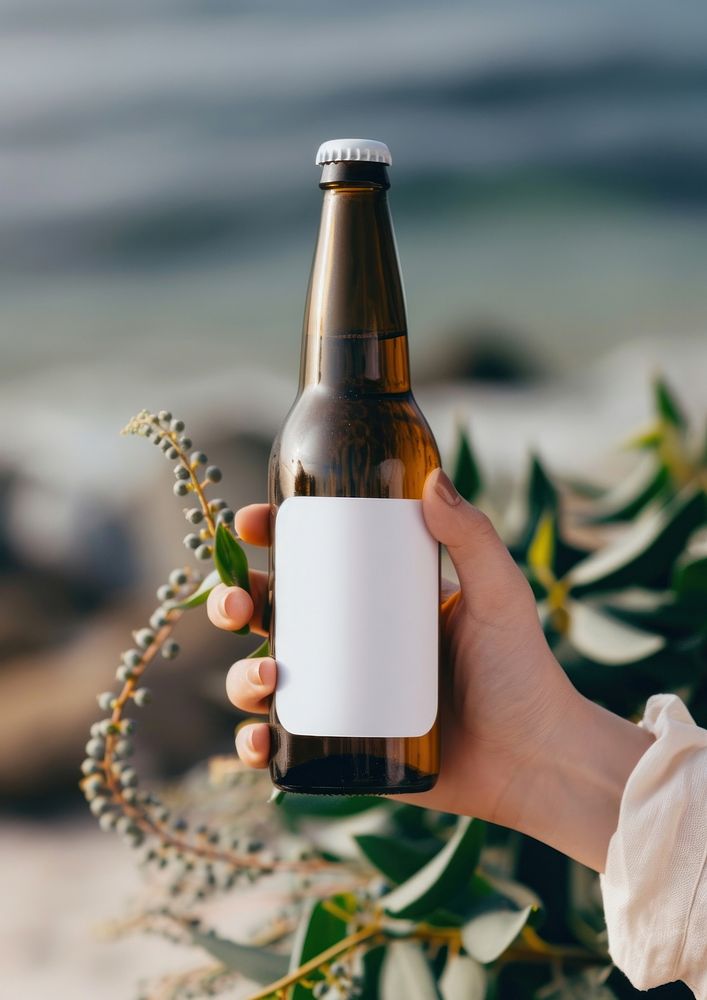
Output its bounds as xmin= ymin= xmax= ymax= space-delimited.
xmin=208 ymin=498 xmax=227 ymax=512
xmin=183 ymin=533 xmax=200 ymax=550
xmin=156 ymin=585 xmax=175 ymax=602
xmin=170 ymin=418 xmax=185 ymax=433
xmin=195 ymin=544 xmax=212 ymax=560
xmin=86 ymin=738 xmax=106 ymax=760
xmin=160 ymin=439 xmax=172 ymax=453
xmin=185 ymin=508 xmax=204 ymax=525
xmin=161 ymin=640 xmax=180 ymax=660
xmin=152 ymin=434 xmax=163 ymax=446
xmin=114 ymin=739 xmax=134 ymax=759
xmin=178 ymin=436 xmax=192 ymax=450
xmin=81 ymin=759 xmax=102 ymax=776
xmin=97 ymin=691 xmax=115 ymax=712
xmin=120 ymin=718 xmax=137 ymax=735
xmin=166 ymin=447 xmax=179 ymax=460
xmin=216 ymin=508 xmax=234 ymax=526
xmin=174 ymin=464 xmax=190 ymax=480
xmin=122 ymin=648 xmax=143 ymax=667
xmin=90 ymin=796 xmax=110 ymax=817
xmin=204 ymin=466 xmax=222 ymax=483
xmin=133 ymin=628 xmax=155 ymax=650
xmin=149 ymin=610 xmax=168 ymax=630
xmin=116 ymin=815 xmax=134 ymax=836
xmin=120 ymin=768 xmax=138 ymax=788
xmin=134 ymin=688 xmax=152 ymax=707
xmin=116 ymin=665 xmax=133 ymax=684
xmin=83 ymin=775 xmax=106 ymax=797
xmin=190 ymin=451 xmax=207 ymax=466
xmin=169 ymin=568 xmax=188 ymax=587
xmin=173 ymin=481 xmax=190 ymax=497
xmin=99 ymin=811 xmax=118 ymax=832
xmin=158 ymin=410 xmax=172 ymax=423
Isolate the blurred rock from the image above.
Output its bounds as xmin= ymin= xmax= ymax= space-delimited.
xmin=417 ymin=320 xmax=550 ymax=385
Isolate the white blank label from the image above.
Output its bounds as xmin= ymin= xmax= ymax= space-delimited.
xmin=274 ymin=496 xmax=438 ymax=738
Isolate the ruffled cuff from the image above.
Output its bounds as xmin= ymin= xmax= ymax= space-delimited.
xmin=600 ymin=694 xmax=707 ymax=998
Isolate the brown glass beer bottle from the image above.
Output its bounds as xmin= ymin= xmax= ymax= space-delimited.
xmin=267 ymin=139 xmax=440 ymax=794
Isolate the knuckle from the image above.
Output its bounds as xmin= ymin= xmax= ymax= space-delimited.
xmin=466 ymin=504 xmax=495 ymax=538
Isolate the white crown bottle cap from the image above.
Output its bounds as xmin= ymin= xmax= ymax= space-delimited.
xmin=315 ymin=138 xmax=392 ymax=167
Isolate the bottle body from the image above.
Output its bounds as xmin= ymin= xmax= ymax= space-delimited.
xmin=267 ymin=151 xmax=440 ymax=794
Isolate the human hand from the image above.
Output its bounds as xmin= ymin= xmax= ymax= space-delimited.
xmin=208 ymin=469 xmax=652 ymax=872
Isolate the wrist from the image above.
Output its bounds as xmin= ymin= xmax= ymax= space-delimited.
xmin=499 ymin=686 xmax=654 ymax=871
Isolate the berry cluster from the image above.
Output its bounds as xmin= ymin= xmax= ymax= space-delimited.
xmin=80 ymin=410 xmax=325 ymax=902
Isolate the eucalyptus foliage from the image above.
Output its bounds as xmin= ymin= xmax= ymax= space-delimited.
xmin=82 ymin=379 xmax=706 ymax=1000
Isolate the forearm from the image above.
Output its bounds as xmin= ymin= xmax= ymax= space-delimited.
xmin=502 ymin=691 xmax=654 ymax=872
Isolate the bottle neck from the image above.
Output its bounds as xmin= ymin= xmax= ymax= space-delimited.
xmin=299 ymin=171 xmax=411 ymax=396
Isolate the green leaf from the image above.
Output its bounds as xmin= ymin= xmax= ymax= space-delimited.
xmin=380 ymin=941 xmax=441 ymax=1000
xmin=384 ymin=818 xmax=485 ymax=920
xmin=452 ymin=425 xmax=482 ymax=503
xmin=439 ymin=954 xmax=487 ymax=1000
xmin=461 ymin=905 xmax=532 ymax=964
xmin=624 ymin=422 xmax=665 ymax=451
xmin=247 ymin=636 xmax=271 ymax=659
xmin=289 ymin=895 xmax=357 ymax=1000
xmin=515 ymin=454 xmax=559 ymax=558
xmin=213 ymin=524 xmax=251 ymax=635
xmin=673 ymin=554 xmax=707 ymax=597
xmin=214 ymin=523 xmax=251 ymax=592
xmin=355 ymin=834 xmax=440 ymax=885
xmin=358 ymin=945 xmax=386 ymax=1000
xmin=170 ymin=568 xmax=220 ymax=609
xmin=559 ymin=598 xmax=666 ymax=665
xmin=187 ymin=926 xmax=288 ymax=984
xmin=528 ymin=512 xmax=556 ymax=589
xmin=654 ymin=375 xmax=687 ymax=430
xmin=601 ymin=588 xmax=703 ymax=635
xmin=566 ymin=487 xmax=706 ymax=596
xmin=479 ymin=871 xmax=542 ymax=914
xmin=586 ymin=459 xmax=670 ymax=524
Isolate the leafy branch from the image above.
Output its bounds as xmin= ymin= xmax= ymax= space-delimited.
xmin=80 ymin=410 xmax=334 ymax=902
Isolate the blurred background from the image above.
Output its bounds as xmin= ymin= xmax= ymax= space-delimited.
xmin=1 ymin=0 xmax=706 ymax=996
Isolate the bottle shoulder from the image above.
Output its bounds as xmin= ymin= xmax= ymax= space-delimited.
xmin=270 ymin=387 xmax=440 ymax=501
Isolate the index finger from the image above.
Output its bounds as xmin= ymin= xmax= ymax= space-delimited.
xmin=234 ymin=503 xmax=270 ymax=548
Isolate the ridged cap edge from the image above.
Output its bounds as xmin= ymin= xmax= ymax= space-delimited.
xmin=315 ymin=138 xmax=392 ymax=167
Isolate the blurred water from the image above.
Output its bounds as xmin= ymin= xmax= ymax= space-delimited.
xmin=1 ymin=0 xmax=706 ymax=381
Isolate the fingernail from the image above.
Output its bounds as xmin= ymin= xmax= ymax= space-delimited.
xmin=218 ymin=589 xmax=232 ymax=618
xmin=247 ymin=661 xmax=263 ymax=686
xmin=251 ymin=725 xmax=269 ymax=756
xmin=434 ymin=469 xmax=462 ymax=507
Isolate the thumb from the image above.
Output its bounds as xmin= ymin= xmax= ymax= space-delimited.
xmin=422 ymin=469 xmax=524 ymax=602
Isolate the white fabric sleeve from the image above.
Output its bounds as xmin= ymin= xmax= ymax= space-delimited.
xmin=600 ymin=694 xmax=707 ymax=998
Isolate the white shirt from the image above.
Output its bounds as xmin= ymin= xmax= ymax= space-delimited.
xmin=601 ymin=694 xmax=707 ymax=997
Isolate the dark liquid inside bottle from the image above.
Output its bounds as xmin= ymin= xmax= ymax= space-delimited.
xmin=267 ymin=158 xmax=441 ymax=794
